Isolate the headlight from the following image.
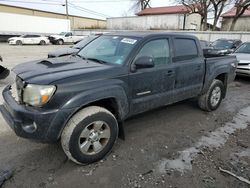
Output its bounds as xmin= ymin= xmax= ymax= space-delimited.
xmin=23 ymin=84 xmax=56 ymax=106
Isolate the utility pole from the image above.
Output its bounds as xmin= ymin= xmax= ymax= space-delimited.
xmin=65 ymin=0 xmax=69 ymax=19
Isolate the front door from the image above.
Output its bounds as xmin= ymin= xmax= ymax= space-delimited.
xmin=65 ymin=33 xmax=73 ymax=43
xmin=129 ymin=38 xmax=175 ymax=115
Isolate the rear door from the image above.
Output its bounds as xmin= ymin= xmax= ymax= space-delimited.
xmin=23 ymin=35 xmax=33 ymax=44
xmin=172 ymin=37 xmax=205 ymax=102
xmin=129 ymin=37 xmax=175 ymax=115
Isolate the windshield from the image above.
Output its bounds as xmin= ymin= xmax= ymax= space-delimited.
xmin=234 ymin=43 xmax=250 ymax=54
xmin=73 ymin=35 xmax=98 ymax=49
xmin=78 ymin=35 xmax=139 ymax=65
xmin=59 ymin=32 xmax=67 ymax=35
xmin=211 ymin=40 xmax=234 ymax=49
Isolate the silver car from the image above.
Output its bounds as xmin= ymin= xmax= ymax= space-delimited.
xmin=233 ymin=42 xmax=250 ymax=77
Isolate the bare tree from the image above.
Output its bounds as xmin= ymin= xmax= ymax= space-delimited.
xmin=210 ymin=0 xmax=228 ymax=30
xmin=130 ymin=0 xmax=151 ymax=14
xmin=181 ymin=0 xmax=211 ymax=30
xmin=229 ymin=0 xmax=250 ymax=30
xmin=140 ymin=0 xmax=151 ymax=10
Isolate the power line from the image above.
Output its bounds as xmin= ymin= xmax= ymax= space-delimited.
xmin=0 ymin=0 xmax=108 ymax=18
xmin=0 ymin=0 xmax=62 ymax=5
xmin=70 ymin=0 xmax=132 ymax=2
xmin=68 ymin=2 xmax=110 ymax=18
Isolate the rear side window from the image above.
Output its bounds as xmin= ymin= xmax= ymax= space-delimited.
xmin=173 ymin=38 xmax=198 ymax=61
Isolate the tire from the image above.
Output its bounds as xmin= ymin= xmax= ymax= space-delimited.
xmin=16 ymin=40 xmax=22 ymax=45
xmin=198 ymin=79 xmax=224 ymax=112
xmin=40 ymin=40 xmax=46 ymax=45
xmin=57 ymin=39 xmax=64 ymax=45
xmin=61 ymin=106 xmax=118 ymax=164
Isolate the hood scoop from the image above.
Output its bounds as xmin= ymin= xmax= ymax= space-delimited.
xmin=38 ymin=59 xmax=73 ymax=68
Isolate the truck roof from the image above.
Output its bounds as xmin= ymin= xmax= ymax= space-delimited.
xmin=104 ymin=32 xmax=197 ymax=39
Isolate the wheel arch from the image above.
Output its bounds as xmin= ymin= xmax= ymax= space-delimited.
xmin=202 ymin=69 xmax=229 ymax=97
xmin=215 ymin=73 xmax=228 ymax=98
xmin=48 ymin=84 xmax=129 ymax=141
xmin=58 ymin=97 xmax=125 ymax=140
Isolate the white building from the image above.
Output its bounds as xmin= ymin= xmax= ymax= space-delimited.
xmin=107 ymin=5 xmax=201 ymax=31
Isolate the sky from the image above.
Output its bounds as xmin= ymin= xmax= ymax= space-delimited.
xmin=0 ymin=0 xmax=174 ymax=20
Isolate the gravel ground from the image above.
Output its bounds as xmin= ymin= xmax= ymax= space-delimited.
xmin=0 ymin=43 xmax=249 ymax=188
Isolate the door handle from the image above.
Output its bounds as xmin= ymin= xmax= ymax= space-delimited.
xmin=166 ymin=70 xmax=174 ymax=76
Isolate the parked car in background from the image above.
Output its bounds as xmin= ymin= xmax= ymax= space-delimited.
xmin=0 ymin=32 xmax=237 ymax=165
xmin=232 ymin=42 xmax=250 ymax=77
xmin=0 ymin=56 xmax=9 ymax=79
xmin=8 ymin=35 xmax=49 ymax=45
xmin=199 ymin=40 xmax=210 ymax=49
xmin=48 ymin=35 xmax=100 ymax=58
xmin=48 ymin=32 xmax=86 ymax=45
xmin=200 ymin=40 xmax=213 ymax=56
xmin=209 ymin=39 xmax=242 ymax=55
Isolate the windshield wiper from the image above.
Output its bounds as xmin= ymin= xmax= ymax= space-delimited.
xmin=87 ymin=58 xmax=108 ymax=64
xmin=72 ymin=54 xmax=90 ymax=62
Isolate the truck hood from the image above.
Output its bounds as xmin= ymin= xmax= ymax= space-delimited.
xmin=12 ymin=56 xmax=115 ymax=85
xmin=48 ymin=47 xmax=79 ymax=57
xmin=50 ymin=35 xmax=62 ymax=39
xmin=233 ymin=53 xmax=250 ymax=62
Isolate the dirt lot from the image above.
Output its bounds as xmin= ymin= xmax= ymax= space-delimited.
xmin=0 ymin=43 xmax=250 ymax=188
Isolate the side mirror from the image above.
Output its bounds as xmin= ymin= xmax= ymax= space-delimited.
xmin=134 ymin=56 xmax=155 ymax=69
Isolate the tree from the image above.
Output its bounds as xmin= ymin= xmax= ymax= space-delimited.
xmin=130 ymin=0 xmax=151 ymax=13
xmin=140 ymin=0 xmax=151 ymax=10
xmin=210 ymin=0 xmax=227 ymax=30
xmin=181 ymin=0 xmax=211 ymax=30
xmin=230 ymin=0 xmax=250 ymax=30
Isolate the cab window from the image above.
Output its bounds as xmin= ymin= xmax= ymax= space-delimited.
xmin=173 ymin=38 xmax=198 ymax=61
xmin=135 ymin=39 xmax=170 ymax=66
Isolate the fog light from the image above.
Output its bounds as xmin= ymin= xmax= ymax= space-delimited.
xmin=22 ymin=122 xmax=37 ymax=133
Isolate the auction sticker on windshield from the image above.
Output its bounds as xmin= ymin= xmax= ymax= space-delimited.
xmin=121 ymin=38 xmax=137 ymax=45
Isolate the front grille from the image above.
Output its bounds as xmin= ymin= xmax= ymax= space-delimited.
xmin=238 ymin=63 xmax=250 ymax=66
xmin=13 ymin=76 xmax=25 ymax=103
xmin=237 ymin=68 xmax=250 ymax=71
xmin=10 ymin=82 xmax=19 ymax=102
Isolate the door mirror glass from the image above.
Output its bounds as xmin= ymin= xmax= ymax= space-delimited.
xmin=134 ymin=56 xmax=155 ymax=69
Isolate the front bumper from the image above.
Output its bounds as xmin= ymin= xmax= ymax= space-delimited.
xmin=8 ymin=41 xmax=16 ymax=45
xmin=236 ymin=66 xmax=250 ymax=77
xmin=0 ymin=85 xmax=74 ymax=142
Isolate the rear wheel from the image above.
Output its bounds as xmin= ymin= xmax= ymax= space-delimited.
xmin=40 ymin=40 xmax=46 ymax=45
xmin=61 ymin=106 xmax=118 ymax=164
xmin=16 ymin=40 xmax=22 ymax=45
xmin=198 ymin=79 xmax=224 ymax=111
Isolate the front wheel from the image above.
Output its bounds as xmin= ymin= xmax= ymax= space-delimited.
xmin=61 ymin=106 xmax=118 ymax=164
xmin=57 ymin=39 xmax=64 ymax=45
xmin=16 ymin=40 xmax=22 ymax=45
xmin=198 ymin=79 xmax=224 ymax=111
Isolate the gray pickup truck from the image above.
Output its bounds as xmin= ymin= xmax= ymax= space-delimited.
xmin=0 ymin=32 xmax=237 ymax=164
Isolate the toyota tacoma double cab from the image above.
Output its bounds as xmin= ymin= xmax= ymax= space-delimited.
xmin=0 ymin=32 xmax=237 ymax=164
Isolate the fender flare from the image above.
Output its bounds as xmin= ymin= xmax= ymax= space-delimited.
xmin=47 ymin=85 xmax=129 ymax=141
xmin=202 ymin=65 xmax=229 ymax=95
